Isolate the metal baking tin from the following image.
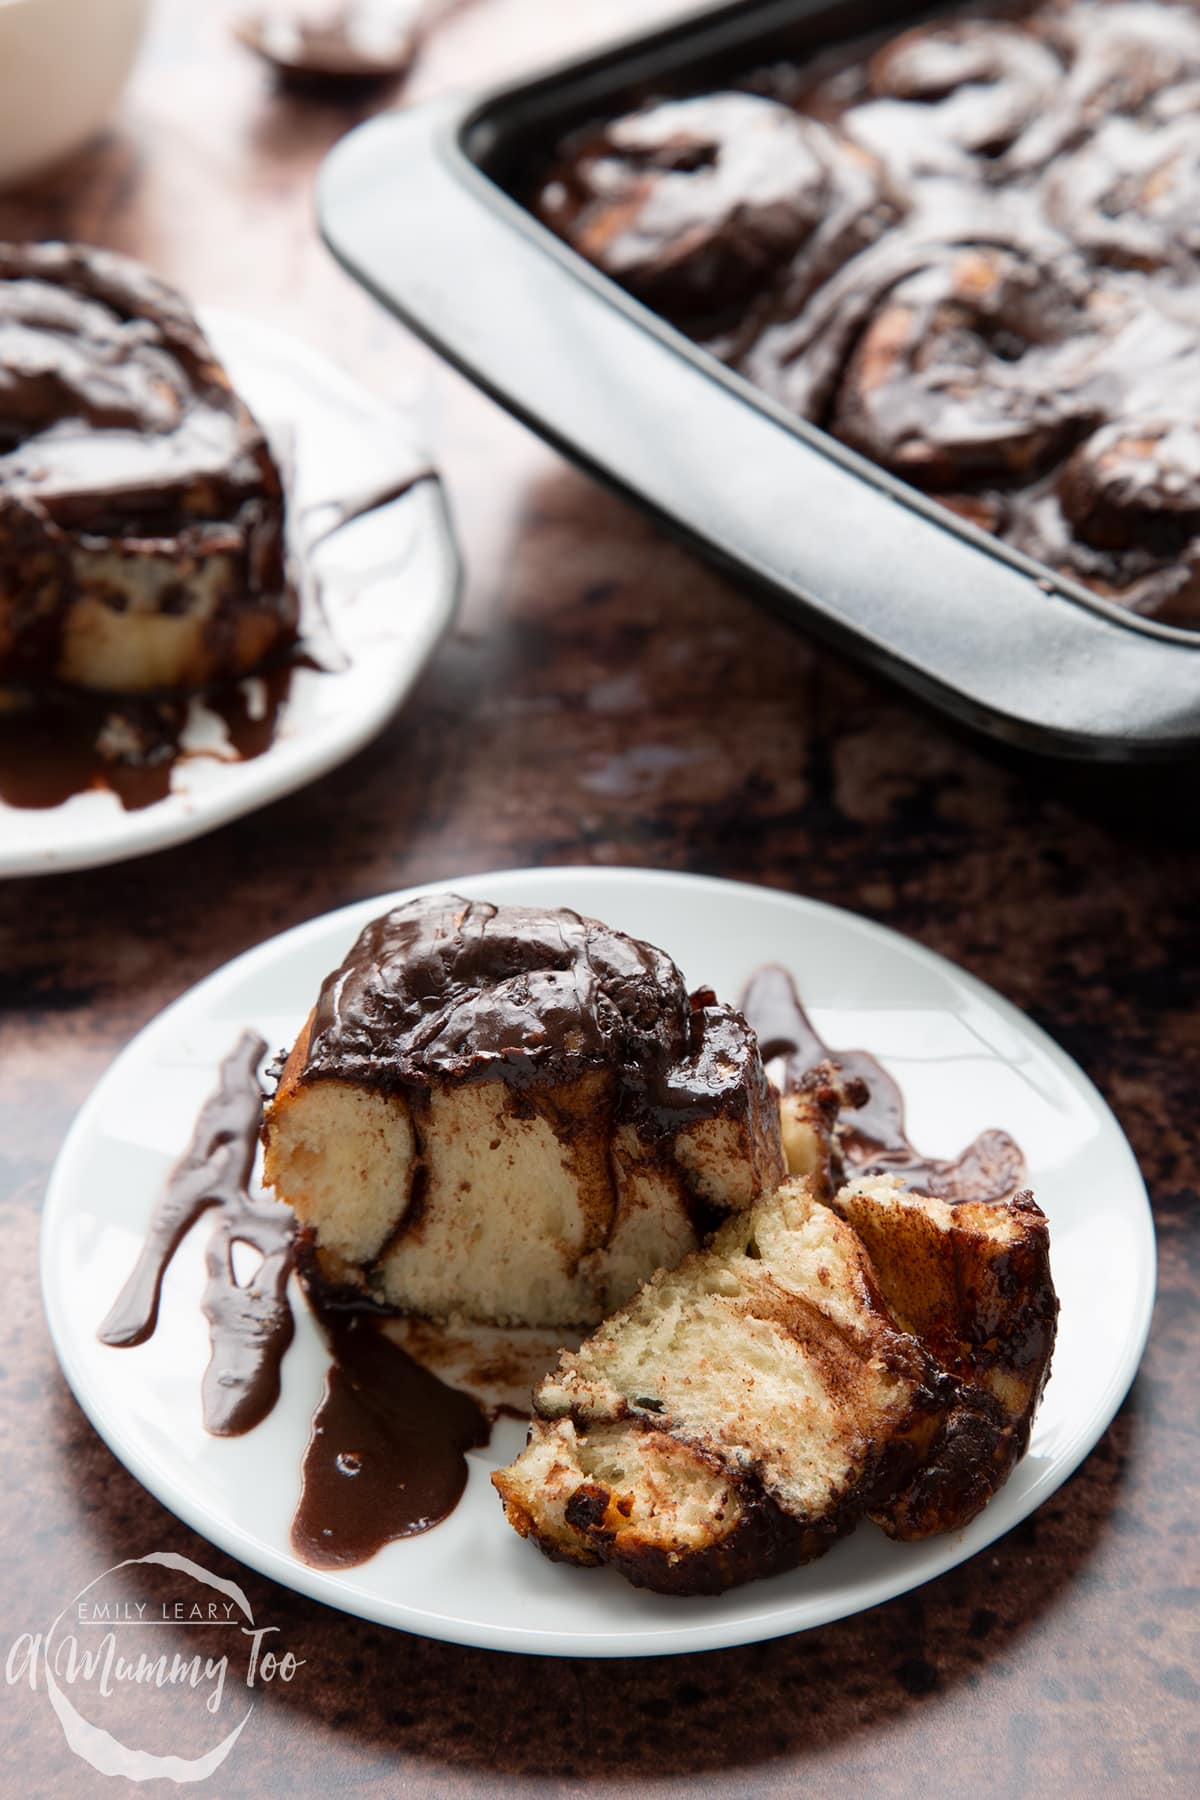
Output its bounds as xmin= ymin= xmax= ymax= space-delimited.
xmin=318 ymin=0 xmax=1200 ymax=761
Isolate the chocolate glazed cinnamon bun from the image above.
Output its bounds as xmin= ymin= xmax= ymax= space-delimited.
xmin=737 ymin=192 xmax=1108 ymax=462
xmin=537 ymin=94 xmax=892 ymax=336
xmin=1010 ymin=424 xmax=1200 ymax=626
xmin=1004 ymin=0 xmax=1200 ymax=172
xmin=844 ymin=21 xmax=1061 ymax=177
xmin=1007 ymin=305 xmax=1200 ymax=625
xmin=826 ymin=241 xmax=1110 ymax=487
xmin=1044 ymin=114 xmax=1200 ymax=275
xmin=0 ymin=242 xmax=291 ymax=693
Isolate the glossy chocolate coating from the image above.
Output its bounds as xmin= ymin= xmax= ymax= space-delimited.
xmin=537 ymin=93 xmax=890 ymax=324
xmin=0 ymin=242 xmax=282 ymax=540
xmin=0 ymin=240 xmax=289 ymax=685
xmin=237 ymin=2 xmax=421 ymax=83
xmin=537 ymin=0 xmax=1200 ymax=626
xmin=304 ymin=894 xmax=761 ymax=1129
xmin=739 ymin=962 xmax=1026 ymax=1204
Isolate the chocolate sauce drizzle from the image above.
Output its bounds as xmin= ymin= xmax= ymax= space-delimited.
xmin=739 ymin=963 xmax=1025 ymax=1203
xmin=290 ymin=1299 xmax=490 ymax=1570
xmin=297 ymin=468 xmax=436 ymax=551
xmin=0 ymin=663 xmax=304 ymax=814
xmin=97 ymin=1032 xmax=297 ymax=1434
xmin=98 ymin=1031 xmax=494 ymax=1562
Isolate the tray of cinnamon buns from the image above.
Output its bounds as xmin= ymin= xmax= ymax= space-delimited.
xmin=319 ymin=0 xmax=1200 ymax=760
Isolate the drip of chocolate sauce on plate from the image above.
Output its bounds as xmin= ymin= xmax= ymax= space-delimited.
xmin=98 ymin=1032 xmax=494 ymax=1562
xmin=0 ymin=694 xmax=181 ymax=812
xmin=1 ymin=459 xmax=436 ymax=813
xmin=97 ymin=1032 xmax=297 ymax=1434
xmin=739 ymin=962 xmax=1025 ymax=1201
xmin=0 ymin=663 xmax=303 ymax=814
xmin=290 ymin=1300 xmax=490 ymax=1570
xmin=297 ymin=468 xmax=436 ymax=549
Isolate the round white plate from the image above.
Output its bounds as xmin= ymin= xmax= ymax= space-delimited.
xmin=41 ymin=868 xmax=1155 ymax=1657
xmin=0 ymin=311 xmax=459 ymax=878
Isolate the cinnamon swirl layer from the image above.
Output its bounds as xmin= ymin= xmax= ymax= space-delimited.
xmin=0 ymin=242 xmax=291 ymax=692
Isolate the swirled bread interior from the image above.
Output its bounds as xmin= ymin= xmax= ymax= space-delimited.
xmin=493 ymin=1172 xmax=1057 ymax=1593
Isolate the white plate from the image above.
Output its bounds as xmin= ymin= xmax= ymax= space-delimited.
xmin=0 ymin=311 xmax=459 ymax=878
xmin=41 ymin=868 xmax=1155 ymax=1657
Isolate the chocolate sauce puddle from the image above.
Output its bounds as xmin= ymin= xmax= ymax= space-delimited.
xmin=290 ymin=1299 xmax=491 ymax=1570
xmin=97 ymin=1032 xmax=297 ymax=1434
xmin=3 ymin=439 xmax=434 ymax=816
xmin=739 ymin=963 xmax=1025 ymax=1202
xmin=0 ymin=663 xmax=308 ymax=814
xmin=98 ymin=1031 xmax=495 ymax=1563
xmin=0 ymin=692 xmax=181 ymax=812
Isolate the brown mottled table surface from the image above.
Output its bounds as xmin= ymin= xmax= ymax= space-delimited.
xmin=1 ymin=3 xmax=1196 ymax=1795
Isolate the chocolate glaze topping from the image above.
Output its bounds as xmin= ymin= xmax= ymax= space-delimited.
xmin=237 ymin=2 xmax=422 ymax=83
xmin=304 ymin=894 xmax=761 ymax=1134
xmin=97 ymin=1032 xmax=297 ymax=1435
xmin=538 ymin=0 xmax=1200 ymax=627
xmin=740 ymin=963 xmax=1026 ymax=1203
xmin=0 ymin=244 xmax=277 ymax=525
xmin=290 ymin=1297 xmax=490 ymax=1569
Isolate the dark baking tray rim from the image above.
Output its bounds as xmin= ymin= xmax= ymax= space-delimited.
xmin=318 ymin=0 xmax=1200 ymax=760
